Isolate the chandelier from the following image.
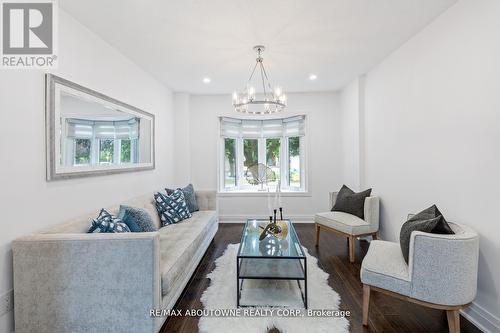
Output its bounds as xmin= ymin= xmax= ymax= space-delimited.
xmin=232 ymin=45 xmax=287 ymax=114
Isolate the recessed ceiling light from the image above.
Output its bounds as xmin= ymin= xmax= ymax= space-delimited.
xmin=203 ymin=77 xmax=211 ymax=84
xmin=309 ymin=74 xmax=317 ymax=81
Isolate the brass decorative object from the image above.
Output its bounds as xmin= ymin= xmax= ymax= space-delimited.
xmin=259 ymin=211 xmax=288 ymax=241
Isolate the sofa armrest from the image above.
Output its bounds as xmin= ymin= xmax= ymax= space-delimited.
xmin=408 ymin=225 xmax=479 ymax=306
xmin=13 ymin=232 xmax=161 ymax=333
xmin=196 ymin=190 xmax=217 ymax=211
xmin=364 ymin=196 xmax=379 ymax=229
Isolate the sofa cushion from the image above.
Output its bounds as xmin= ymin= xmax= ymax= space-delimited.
xmin=155 ymin=190 xmax=192 ymax=226
xmin=315 ymin=211 xmax=374 ymax=235
xmin=361 ymin=240 xmax=411 ymax=296
xmin=331 ymin=185 xmax=372 ymax=219
xmin=158 ymin=211 xmax=217 ymax=295
xmin=88 ymin=209 xmax=130 ymax=233
xmin=166 ymin=184 xmax=199 ymax=213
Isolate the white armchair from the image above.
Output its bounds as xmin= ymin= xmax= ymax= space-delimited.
xmin=314 ymin=191 xmax=380 ymax=263
xmin=360 ymin=222 xmax=479 ymax=333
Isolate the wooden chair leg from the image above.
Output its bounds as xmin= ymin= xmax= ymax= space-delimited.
xmin=348 ymin=235 xmax=355 ymax=263
xmin=362 ymin=284 xmax=370 ymax=326
xmin=315 ymin=224 xmax=320 ymax=247
xmin=446 ymin=309 xmax=460 ymax=333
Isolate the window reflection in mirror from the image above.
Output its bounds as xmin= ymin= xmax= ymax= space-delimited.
xmin=59 ymin=92 xmax=152 ymax=168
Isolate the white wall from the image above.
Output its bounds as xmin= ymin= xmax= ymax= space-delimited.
xmin=173 ymin=93 xmax=191 ymax=184
xmin=339 ymin=78 xmax=362 ymax=190
xmin=340 ymin=0 xmax=500 ymax=330
xmin=0 ymin=10 xmax=174 ymax=331
xmin=175 ymin=92 xmax=343 ymax=222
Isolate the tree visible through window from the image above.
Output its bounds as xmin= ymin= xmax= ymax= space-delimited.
xmin=243 ymin=139 xmax=258 ymax=167
xmin=74 ymin=139 xmax=91 ymax=165
xmin=243 ymin=139 xmax=258 ymax=186
xmin=99 ymin=139 xmax=114 ymax=163
xmin=224 ymin=138 xmax=236 ymax=187
xmin=266 ymin=138 xmax=280 ymax=187
xmin=288 ymin=137 xmax=301 ymax=187
xmin=120 ymin=139 xmax=131 ymax=163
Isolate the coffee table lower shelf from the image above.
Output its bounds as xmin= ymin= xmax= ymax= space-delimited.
xmin=236 ymin=256 xmax=308 ymax=309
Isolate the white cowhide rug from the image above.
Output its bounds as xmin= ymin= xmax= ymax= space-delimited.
xmin=198 ymin=243 xmax=350 ymax=333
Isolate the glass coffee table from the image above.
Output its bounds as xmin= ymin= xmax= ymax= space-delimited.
xmin=237 ymin=219 xmax=307 ymax=308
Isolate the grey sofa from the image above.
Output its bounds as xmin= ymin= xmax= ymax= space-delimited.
xmin=13 ymin=190 xmax=218 ymax=333
xmin=360 ymin=222 xmax=479 ymax=333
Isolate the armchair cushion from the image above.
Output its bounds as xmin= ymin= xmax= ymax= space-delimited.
xmin=331 ymin=185 xmax=372 ymax=219
xmin=409 ymin=205 xmax=454 ymax=234
xmin=399 ymin=215 xmax=442 ymax=264
xmin=315 ymin=211 xmax=375 ymax=235
xmin=361 ymin=240 xmax=411 ymax=296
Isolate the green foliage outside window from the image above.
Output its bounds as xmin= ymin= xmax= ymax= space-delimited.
xmin=289 ymin=137 xmax=301 ymax=185
xmin=289 ymin=136 xmax=300 ymax=156
xmin=75 ymin=139 xmax=91 ymax=165
xmin=120 ymin=139 xmax=131 ymax=163
xmin=224 ymin=138 xmax=236 ymax=186
xmin=99 ymin=139 xmax=114 ymax=163
xmin=243 ymin=139 xmax=258 ymax=167
xmin=266 ymin=138 xmax=280 ymax=166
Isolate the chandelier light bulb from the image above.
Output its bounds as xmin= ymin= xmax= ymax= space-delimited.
xmin=274 ymin=86 xmax=282 ymax=98
xmin=248 ymin=86 xmax=255 ymax=101
xmin=279 ymin=94 xmax=287 ymax=104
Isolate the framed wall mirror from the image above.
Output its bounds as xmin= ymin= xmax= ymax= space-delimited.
xmin=45 ymin=74 xmax=155 ymax=181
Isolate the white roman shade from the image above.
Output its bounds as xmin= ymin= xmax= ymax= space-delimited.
xmin=65 ymin=118 xmax=140 ymax=140
xmin=115 ymin=119 xmax=139 ymax=140
xmin=283 ymin=115 xmax=306 ymax=137
xmin=94 ymin=122 xmax=116 ymax=139
xmin=66 ymin=119 xmax=94 ymax=139
xmin=220 ymin=115 xmax=305 ymax=138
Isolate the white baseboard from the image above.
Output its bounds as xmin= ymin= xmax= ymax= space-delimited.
xmin=461 ymin=301 xmax=500 ymax=333
xmin=219 ymin=214 xmax=315 ymax=224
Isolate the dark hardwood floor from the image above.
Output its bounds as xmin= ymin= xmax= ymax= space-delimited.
xmin=161 ymin=223 xmax=481 ymax=333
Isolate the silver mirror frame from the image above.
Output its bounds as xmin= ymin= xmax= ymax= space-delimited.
xmin=45 ymin=74 xmax=155 ymax=181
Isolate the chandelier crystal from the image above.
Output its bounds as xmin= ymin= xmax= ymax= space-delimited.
xmin=232 ymin=45 xmax=287 ymax=114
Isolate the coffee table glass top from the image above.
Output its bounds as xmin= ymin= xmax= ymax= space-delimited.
xmin=238 ymin=219 xmax=306 ymax=258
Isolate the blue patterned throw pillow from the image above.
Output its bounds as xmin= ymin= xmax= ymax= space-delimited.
xmin=88 ymin=209 xmax=131 ymax=233
xmin=166 ymin=184 xmax=199 ymax=213
xmin=154 ymin=189 xmax=192 ymax=226
xmin=118 ymin=205 xmax=158 ymax=232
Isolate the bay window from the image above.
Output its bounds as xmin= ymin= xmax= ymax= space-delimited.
xmin=65 ymin=118 xmax=140 ymax=166
xmin=220 ymin=115 xmax=306 ymax=192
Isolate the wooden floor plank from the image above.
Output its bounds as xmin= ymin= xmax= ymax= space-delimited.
xmin=161 ymin=223 xmax=481 ymax=333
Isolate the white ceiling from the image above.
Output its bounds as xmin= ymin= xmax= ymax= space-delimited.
xmin=61 ymin=0 xmax=456 ymax=94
